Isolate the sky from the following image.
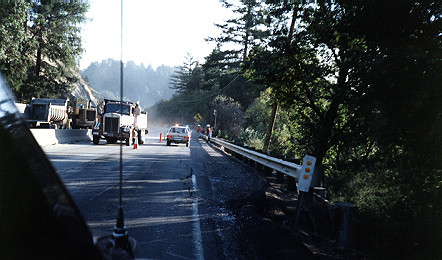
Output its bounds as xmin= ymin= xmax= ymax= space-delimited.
xmin=79 ymin=0 xmax=235 ymax=70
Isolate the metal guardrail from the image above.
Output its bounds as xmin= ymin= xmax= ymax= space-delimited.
xmin=202 ymin=135 xmax=302 ymax=180
xmin=202 ymin=134 xmax=357 ymax=250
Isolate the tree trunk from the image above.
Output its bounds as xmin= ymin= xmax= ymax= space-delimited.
xmin=36 ymin=26 xmax=43 ymax=80
xmin=262 ymin=3 xmax=299 ymax=154
xmin=288 ymin=3 xmax=299 ymax=43
xmin=313 ymin=68 xmax=348 ymax=166
xmin=313 ymin=97 xmax=341 ymax=166
xmin=36 ymin=43 xmax=42 ymax=78
xmin=243 ymin=2 xmax=252 ymax=61
xmin=263 ymin=102 xmax=278 ymax=152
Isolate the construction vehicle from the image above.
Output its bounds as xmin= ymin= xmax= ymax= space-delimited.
xmin=26 ymin=98 xmax=70 ymax=129
xmin=69 ymin=99 xmax=97 ymax=129
xmin=95 ymin=99 xmax=148 ymax=145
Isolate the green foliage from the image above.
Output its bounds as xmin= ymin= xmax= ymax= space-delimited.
xmin=244 ymin=88 xmax=272 ymax=129
xmin=206 ymin=0 xmax=268 ymax=107
xmin=241 ymin=0 xmax=441 ymax=257
xmin=212 ymin=95 xmax=245 ymax=137
xmin=0 ymin=1 xmax=89 ymax=101
xmin=152 ymin=1 xmax=441 ymax=257
xmin=208 ymin=0 xmax=271 ymax=61
xmin=170 ymin=53 xmax=201 ymax=94
xmin=326 ymin=162 xmax=442 ymax=258
xmin=27 ymin=1 xmax=88 ymax=100
xmin=235 ymin=126 xmax=264 ymax=148
xmin=216 ymin=129 xmax=229 ymax=139
xmin=0 ymin=1 xmax=34 ymax=97
xmin=151 ymin=41 xmax=264 ymax=126
xmin=150 ymin=89 xmax=213 ymax=126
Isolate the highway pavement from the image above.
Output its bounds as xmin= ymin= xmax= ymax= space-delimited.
xmin=43 ymin=127 xmax=320 ymax=259
xmin=43 ymin=128 xmax=269 ymax=259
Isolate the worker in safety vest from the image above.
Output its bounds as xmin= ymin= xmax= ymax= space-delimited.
xmin=197 ymin=124 xmax=202 ymax=138
xmin=206 ymin=124 xmax=212 ymax=142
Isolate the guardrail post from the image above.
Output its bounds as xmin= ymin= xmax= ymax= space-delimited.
xmin=313 ymin=187 xmax=326 ymax=198
xmin=276 ymin=171 xmax=284 ymax=183
xmin=248 ymin=157 xmax=256 ymax=168
xmin=294 ymin=155 xmax=317 ymax=228
xmin=294 ymin=192 xmax=305 ymax=228
xmin=335 ymin=202 xmax=357 ymax=251
xmin=312 ymin=165 xmax=324 ymax=187
xmin=262 ymin=166 xmax=272 ymax=176
xmin=255 ymin=161 xmax=263 ymax=171
xmin=287 ymin=176 xmax=297 ymax=192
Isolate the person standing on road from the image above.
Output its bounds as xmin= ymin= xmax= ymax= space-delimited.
xmin=206 ymin=124 xmax=212 ymax=143
xmin=197 ymin=124 xmax=202 ymax=138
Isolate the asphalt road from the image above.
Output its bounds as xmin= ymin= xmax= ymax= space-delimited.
xmin=43 ymin=128 xmax=271 ymax=259
xmin=43 ymin=127 xmax=322 ymax=259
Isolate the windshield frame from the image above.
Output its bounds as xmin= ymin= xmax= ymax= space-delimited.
xmin=105 ymin=103 xmax=131 ymax=115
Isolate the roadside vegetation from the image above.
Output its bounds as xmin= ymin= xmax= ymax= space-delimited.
xmin=151 ymin=1 xmax=441 ymax=258
xmin=0 ymin=1 xmax=88 ymax=102
xmin=0 ymin=0 xmax=440 ymax=258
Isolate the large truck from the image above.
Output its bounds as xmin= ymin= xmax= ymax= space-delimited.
xmin=26 ymin=98 xmax=70 ymax=129
xmin=94 ymin=99 xmax=148 ymax=145
xmin=69 ymin=99 xmax=97 ymax=129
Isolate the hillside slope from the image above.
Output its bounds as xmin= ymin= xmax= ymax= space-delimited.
xmin=68 ymin=69 xmax=102 ymax=107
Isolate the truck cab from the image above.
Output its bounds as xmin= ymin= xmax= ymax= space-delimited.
xmin=98 ymin=99 xmax=147 ymax=145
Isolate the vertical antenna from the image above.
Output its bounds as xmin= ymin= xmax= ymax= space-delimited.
xmin=119 ymin=0 xmax=124 ymax=216
xmin=112 ymin=0 xmax=131 ymax=254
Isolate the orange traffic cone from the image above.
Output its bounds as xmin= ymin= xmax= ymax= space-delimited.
xmin=133 ymin=137 xmax=138 ymax=149
xmin=133 ymin=132 xmax=139 ymax=150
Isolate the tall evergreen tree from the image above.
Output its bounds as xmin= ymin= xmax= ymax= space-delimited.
xmin=0 ymin=1 xmax=34 ymax=100
xmin=210 ymin=0 xmax=270 ymax=61
xmin=0 ymin=1 xmax=89 ymax=101
xmin=205 ymin=0 xmax=269 ymax=107
xmin=246 ymin=1 xmax=378 ymax=165
xmin=23 ymin=0 xmax=88 ymax=100
xmin=170 ymin=53 xmax=200 ymax=93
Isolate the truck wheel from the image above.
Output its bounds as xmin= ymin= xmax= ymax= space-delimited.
xmin=126 ymin=138 xmax=131 ymax=146
xmin=93 ymin=135 xmax=100 ymax=145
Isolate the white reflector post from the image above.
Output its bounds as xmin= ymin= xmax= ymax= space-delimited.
xmin=297 ymin=155 xmax=317 ymax=192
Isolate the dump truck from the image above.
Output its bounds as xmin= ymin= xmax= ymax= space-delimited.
xmin=26 ymin=98 xmax=70 ymax=129
xmin=95 ymin=99 xmax=148 ymax=145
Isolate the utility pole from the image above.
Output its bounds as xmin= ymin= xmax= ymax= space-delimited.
xmin=213 ymin=109 xmax=217 ymax=129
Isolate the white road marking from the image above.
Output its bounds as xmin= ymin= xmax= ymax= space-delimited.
xmin=192 ymin=174 xmax=204 ymax=260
